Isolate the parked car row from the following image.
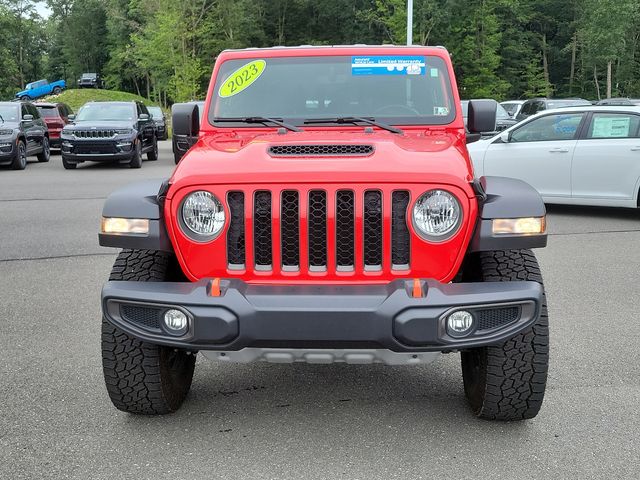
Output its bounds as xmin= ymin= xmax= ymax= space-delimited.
xmin=1 ymin=99 xmax=169 ymax=170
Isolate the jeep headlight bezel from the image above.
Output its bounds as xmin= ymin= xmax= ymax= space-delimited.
xmin=179 ymin=191 xmax=225 ymax=242
xmin=412 ymin=189 xmax=462 ymax=242
xmin=0 ymin=128 xmax=14 ymax=136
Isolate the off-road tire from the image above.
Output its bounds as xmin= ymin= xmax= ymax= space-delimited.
xmin=147 ymin=136 xmax=158 ymax=161
xmin=102 ymin=249 xmax=195 ymax=415
xmin=37 ymin=137 xmax=50 ymax=162
xmin=53 ymin=86 xmax=62 ymax=95
xmin=460 ymin=250 xmax=549 ymax=421
xmin=129 ymin=141 xmax=142 ymax=168
xmin=61 ymin=155 xmax=76 ymax=169
xmin=11 ymin=140 xmax=27 ymax=170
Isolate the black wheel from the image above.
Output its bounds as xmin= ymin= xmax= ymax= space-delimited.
xmin=102 ymin=249 xmax=195 ymax=415
xmin=147 ymin=136 xmax=158 ymax=161
xmin=53 ymin=87 xmax=62 ymax=95
xmin=129 ymin=141 xmax=142 ymax=168
xmin=11 ymin=141 xmax=27 ymax=170
xmin=61 ymin=155 xmax=77 ymax=169
xmin=37 ymin=137 xmax=50 ymax=162
xmin=460 ymin=250 xmax=549 ymax=421
xmin=20 ymin=95 xmax=29 ymax=101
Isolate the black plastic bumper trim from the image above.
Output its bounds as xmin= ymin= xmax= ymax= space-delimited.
xmin=101 ymin=279 xmax=544 ymax=352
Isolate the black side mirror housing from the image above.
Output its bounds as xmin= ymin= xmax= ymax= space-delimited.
xmin=467 ymin=99 xmax=497 ymax=135
xmin=172 ymin=103 xmax=200 ymax=137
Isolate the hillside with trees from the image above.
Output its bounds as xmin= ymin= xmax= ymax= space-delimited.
xmin=1 ymin=0 xmax=639 ymax=104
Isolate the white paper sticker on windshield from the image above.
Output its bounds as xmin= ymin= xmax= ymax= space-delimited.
xmin=434 ymin=106 xmax=449 ymax=116
xmin=592 ymin=116 xmax=630 ymax=138
xmin=430 ymin=68 xmax=439 ymax=77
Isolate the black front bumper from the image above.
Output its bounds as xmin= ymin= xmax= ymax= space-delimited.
xmin=102 ymin=279 xmax=543 ymax=352
xmin=62 ymin=140 xmax=134 ymax=163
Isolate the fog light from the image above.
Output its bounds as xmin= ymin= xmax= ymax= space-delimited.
xmin=447 ymin=310 xmax=474 ymax=337
xmin=163 ymin=309 xmax=188 ymax=334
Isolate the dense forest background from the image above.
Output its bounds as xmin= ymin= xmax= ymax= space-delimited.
xmin=1 ymin=0 xmax=639 ymax=104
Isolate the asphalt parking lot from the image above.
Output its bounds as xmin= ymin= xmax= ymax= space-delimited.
xmin=1 ymin=141 xmax=639 ymax=479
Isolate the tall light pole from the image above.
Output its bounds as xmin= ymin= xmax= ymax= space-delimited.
xmin=407 ymin=0 xmax=413 ymax=45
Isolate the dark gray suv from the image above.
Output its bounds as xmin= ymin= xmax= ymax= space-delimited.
xmin=0 ymin=101 xmax=50 ymax=170
xmin=60 ymin=101 xmax=157 ymax=169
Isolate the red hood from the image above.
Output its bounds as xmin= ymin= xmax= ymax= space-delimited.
xmin=167 ymin=128 xmax=474 ymax=199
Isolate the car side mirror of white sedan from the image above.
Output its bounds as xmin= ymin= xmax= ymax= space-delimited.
xmin=499 ymin=131 xmax=511 ymax=143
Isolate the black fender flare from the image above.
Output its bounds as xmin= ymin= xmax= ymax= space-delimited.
xmin=469 ymin=176 xmax=547 ymax=252
xmin=98 ymin=179 xmax=173 ymax=252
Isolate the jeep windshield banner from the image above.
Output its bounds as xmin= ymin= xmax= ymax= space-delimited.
xmin=351 ymin=56 xmax=426 ymax=76
xmin=211 ymin=55 xmax=455 ymax=126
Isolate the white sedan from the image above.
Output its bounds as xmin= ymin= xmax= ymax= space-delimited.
xmin=468 ymin=106 xmax=640 ymax=208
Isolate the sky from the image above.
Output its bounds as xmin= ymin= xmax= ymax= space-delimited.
xmin=35 ymin=3 xmax=51 ymax=18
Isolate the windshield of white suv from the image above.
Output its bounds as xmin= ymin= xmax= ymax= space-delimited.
xmin=210 ymin=55 xmax=456 ymax=127
xmin=76 ymin=103 xmax=135 ymax=122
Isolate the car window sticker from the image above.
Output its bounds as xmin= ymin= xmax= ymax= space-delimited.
xmin=218 ymin=60 xmax=266 ymax=98
xmin=351 ymin=56 xmax=426 ymax=76
xmin=592 ymin=116 xmax=630 ymax=138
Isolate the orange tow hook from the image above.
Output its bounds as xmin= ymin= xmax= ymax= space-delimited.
xmin=209 ymin=278 xmax=221 ymax=297
xmin=412 ymin=278 xmax=424 ymax=298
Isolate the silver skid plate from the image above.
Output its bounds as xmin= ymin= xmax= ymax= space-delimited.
xmin=201 ymin=348 xmax=441 ymax=365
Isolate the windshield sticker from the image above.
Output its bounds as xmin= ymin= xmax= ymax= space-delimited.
xmin=430 ymin=68 xmax=439 ymax=77
xmin=351 ymin=56 xmax=426 ymax=76
xmin=218 ymin=59 xmax=266 ymax=98
xmin=434 ymin=107 xmax=449 ymax=116
xmin=591 ymin=116 xmax=630 ymax=138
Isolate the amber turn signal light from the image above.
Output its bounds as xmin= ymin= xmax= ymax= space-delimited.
xmin=492 ymin=217 xmax=546 ymax=235
xmin=101 ymin=217 xmax=149 ymax=235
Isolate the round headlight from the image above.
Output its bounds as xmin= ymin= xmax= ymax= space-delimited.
xmin=181 ymin=191 xmax=225 ymax=240
xmin=412 ymin=190 xmax=462 ymax=241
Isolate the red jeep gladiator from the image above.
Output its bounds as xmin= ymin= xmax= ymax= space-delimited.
xmin=99 ymin=46 xmax=549 ymax=420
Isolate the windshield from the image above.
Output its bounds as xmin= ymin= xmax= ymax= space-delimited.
xmin=148 ymin=106 xmax=163 ymax=119
xmin=82 ymin=73 xmax=96 ymax=79
xmin=0 ymin=105 xmax=19 ymax=122
xmin=76 ymin=103 xmax=134 ymax=122
xmin=211 ymin=55 xmax=455 ymax=127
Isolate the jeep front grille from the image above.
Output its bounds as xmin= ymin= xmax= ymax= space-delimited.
xmin=225 ymin=187 xmax=411 ymax=274
xmin=73 ymin=129 xmax=116 ymax=138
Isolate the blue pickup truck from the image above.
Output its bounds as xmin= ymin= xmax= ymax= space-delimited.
xmin=16 ymin=79 xmax=66 ymax=100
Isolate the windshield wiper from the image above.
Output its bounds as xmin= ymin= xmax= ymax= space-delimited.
xmin=303 ymin=116 xmax=403 ymax=135
xmin=213 ymin=116 xmax=301 ymax=132
xmin=0 ymin=114 xmax=4 ymax=124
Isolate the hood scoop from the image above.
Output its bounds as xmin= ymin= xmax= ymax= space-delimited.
xmin=268 ymin=144 xmax=374 ymax=157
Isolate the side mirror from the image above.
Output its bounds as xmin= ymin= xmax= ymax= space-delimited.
xmin=499 ymin=131 xmax=511 ymax=143
xmin=22 ymin=114 xmax=34 ymax=121
xmin=172 ymin=103 xmax=200 ymax=137
xmin=138 ymin=113 xmax=150 ymax=121
xmin=67 ymin=114 xmax=76 ymax=121
xmin=467 ymin=99 xmax=497 ymax=134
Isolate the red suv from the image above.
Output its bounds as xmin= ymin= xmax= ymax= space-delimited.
xmin=97 ymin=46 xmax=550 ymax=421
xmin=35 ymin=102 xmax=73 ymax=149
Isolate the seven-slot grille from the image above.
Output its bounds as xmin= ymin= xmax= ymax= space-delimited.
xmin=226 ymin=188 xmax=411 ymax=274
xmin=73 ymin=129 xmax=117 ymax=138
